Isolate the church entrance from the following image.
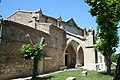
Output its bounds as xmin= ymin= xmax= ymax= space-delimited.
xmin=65 ymin=44 xmax=76 ymax=68
xmin=65 ymin=54 xmax=68 ymax=66
xmin=76 ymin=47 xmax=84 ymax=67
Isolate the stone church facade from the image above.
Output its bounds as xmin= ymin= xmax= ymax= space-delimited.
xmin=0 ymin=9 xmax=105 ymax=79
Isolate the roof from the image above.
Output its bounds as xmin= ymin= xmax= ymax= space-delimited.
xmin=7 ymin=10 xmax=33 ymax=19
xmin=6 ymin=9 xmax=84 ymax=31
xmin=66 ymin=17 xmax=78 ymax=27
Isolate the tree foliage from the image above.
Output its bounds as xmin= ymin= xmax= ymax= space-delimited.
xmin=20 ymin=43 xmax=46 ymax=80
xmin=20 ymin=44 xmax=46 ymax=60
xmin=111 ymin=54 xmax=118 ymax=63
xmin=85 ymin=0 xmax=120 ymax=74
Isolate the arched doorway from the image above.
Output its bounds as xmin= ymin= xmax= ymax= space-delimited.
xmin=76 ymin=47 xmax=84 ymax=67
xmin=65 ymin=44 xmax=76 ymax=68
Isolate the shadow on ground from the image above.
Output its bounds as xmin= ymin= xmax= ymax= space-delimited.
xmin=26 ymin=75 xmax=55 ymax=80
xmin=98 ymin=71 xmax=114 ymax=77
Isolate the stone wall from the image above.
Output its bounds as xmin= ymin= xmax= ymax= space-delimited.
xmin=36 ymin=22 xmax=51 ymax=33
xmin=83 ymin=29 xmax=97 ymax=70
xmin=7 ymin=11 xmax=57 ymax=30
xmin=43 ymin=26 xmax=66 ymax=73
xmin=0 ymin=21 xmax=65 ymax=79
xmin=7 ymin=11 xmax=33 ymax=27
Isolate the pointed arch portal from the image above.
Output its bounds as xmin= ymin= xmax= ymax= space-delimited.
xmin=64 ymin=39 xmax=84 ymax=68
xmin=76 ymin=47 xmax=84 ymax=67
xmin=65 ymin=44 xmax=76 ymax=68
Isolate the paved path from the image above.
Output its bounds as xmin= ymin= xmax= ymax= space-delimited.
xmin=12 ymin=68 xmax=80 ymax=80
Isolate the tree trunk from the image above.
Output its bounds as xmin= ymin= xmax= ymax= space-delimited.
xmin=105 ymin=56 xmax=111 ymax=74
xmin=32 ymin=58 xmax=39 ymax=80
xmin=113 ymin=55 xmax=120 ymax=80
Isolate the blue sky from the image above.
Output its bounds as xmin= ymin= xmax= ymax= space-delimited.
xmin=0 ymin=0 xmax=120 ymax=53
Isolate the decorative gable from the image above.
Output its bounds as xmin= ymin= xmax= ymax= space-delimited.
xmin=66 ymin=18 xmax=77 ymax=27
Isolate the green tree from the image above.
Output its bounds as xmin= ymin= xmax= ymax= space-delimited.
xmin=111 ymin=54 xmax=118 ymax=63
xmin=85 ymin=0 xmax=120 ymax=74
xmin=20 ymin=36 xmax=46 ymax=80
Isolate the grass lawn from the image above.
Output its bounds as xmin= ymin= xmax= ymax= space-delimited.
xmin=36 ymin=69 xmax=114 ymax=80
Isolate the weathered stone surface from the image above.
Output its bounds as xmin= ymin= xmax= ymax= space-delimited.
xmin=0 ymin=21 xmax=65 ymax=79
xmin=81 ymin=71 xmax=87 ymax=76
xmin=66 ymin=77 xmax=76 ymax=80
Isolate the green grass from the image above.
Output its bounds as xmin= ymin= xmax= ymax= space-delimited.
xmin=32 ymin=69 xmax=114 ymax=80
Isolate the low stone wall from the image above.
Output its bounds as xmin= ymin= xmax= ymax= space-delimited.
xmin=84 ymin=63 xmax=106 ymax=71
xmin=0 ymin=41 xmax=33 ymax=79
xmin=0 ymin=21 xmax=49 ymax=79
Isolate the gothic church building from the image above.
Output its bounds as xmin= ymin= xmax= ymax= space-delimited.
xmin=0 ymin=9 xmax=105 ymax=79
